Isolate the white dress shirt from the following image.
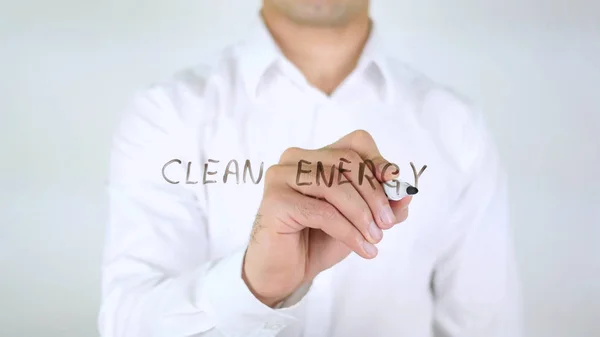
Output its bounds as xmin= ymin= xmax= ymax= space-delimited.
xmin=99 ymin=16 xmax=521 ymax=337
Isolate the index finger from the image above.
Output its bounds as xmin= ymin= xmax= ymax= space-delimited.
xmin=325 ymin=129 xmax=399 ymax=182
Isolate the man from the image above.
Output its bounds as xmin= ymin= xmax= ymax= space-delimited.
xmin=99 ymin=1 xmax=521 ymax=336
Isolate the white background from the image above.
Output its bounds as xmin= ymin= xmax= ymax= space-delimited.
xmin=1 ymin=1 xmax=599 ymax=336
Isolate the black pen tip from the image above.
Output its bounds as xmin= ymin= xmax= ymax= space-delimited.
xmin=407 ymin=186 xmax=418 ymax=195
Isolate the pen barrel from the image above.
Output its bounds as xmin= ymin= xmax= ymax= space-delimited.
xmin=383 ymin=180 xmax=413 ymax=201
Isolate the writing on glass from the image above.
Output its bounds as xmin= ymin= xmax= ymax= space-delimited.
xmin=162 ymin=158 xmax=427 ymax=190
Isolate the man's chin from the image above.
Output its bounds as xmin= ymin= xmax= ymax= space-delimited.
xmin=286 ymin=7 xmax=353 ymax=27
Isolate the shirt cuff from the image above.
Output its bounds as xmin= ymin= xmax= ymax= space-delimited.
xmin=201 ymin=248 xmax=311 ymax=337
xmin=274 ymin=281 xmax=312 ymax=309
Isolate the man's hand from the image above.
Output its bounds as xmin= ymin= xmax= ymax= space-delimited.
xmin=242 ymin=130 xmax=413 ymax=307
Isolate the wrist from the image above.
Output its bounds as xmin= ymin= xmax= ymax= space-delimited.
xmin=242 ymin=249 xmax=291 ymax=307
xmin=242 ymin=265 xmax=289 ymax=307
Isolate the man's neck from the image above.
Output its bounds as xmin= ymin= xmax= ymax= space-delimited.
xmin=260 ymin=7 xmax=371 ymax=95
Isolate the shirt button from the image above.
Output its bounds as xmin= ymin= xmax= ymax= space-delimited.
xmin=265 ymin=322 xmax=284 ymax=330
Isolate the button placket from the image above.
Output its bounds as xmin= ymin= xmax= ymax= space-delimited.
xmin=313 ymin=102 xmax=346 ymax=147
xmin=304 ymin=103 xmax=322 ymax=149
xmin=260 ymin=321 xmax=285 ymax=336
xmin=264 ymin=322 xmax=284 ymax=330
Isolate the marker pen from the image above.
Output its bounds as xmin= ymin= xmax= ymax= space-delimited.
xmin=382 ymin=180 xmax=418 ymax=201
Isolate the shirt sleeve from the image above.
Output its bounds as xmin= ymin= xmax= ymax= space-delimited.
xmin=428 ymin=98 xmax=522 ymax=337
xmin=98 ymin=86 xmax=310 ymax=337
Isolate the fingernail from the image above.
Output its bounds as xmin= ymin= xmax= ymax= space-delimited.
xmin=378 ymin=163 xmax=390 ymax=178
xmin=363 ymin=241 xmax=378 ymax=257
xmin=368 ymin=221 xmax=383 ymax=242
xmin=379 ymin=205 xmax=396 ymax=226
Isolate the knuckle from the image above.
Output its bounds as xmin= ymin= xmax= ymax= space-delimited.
xmin=280 ymin=146 xmax=302 ymax=163
xmin=317 ymin=202 xmax=338 ymax=220
xmin=359 ymin=206 xmax=373 ymax=227
xmin=352 ymin=129 xmax=373 ymax=143
xmin=295 ymin=198 xmax=320 ymax=219
xmin=264 ymin=165 xmax=282 ymax=182
xmin=347 ymin=230 xmax=363 ymax=248
xmin=294 ymin=200 xmax=313 ymax=218
xmin=295 ymin=199 xmax=338 ymax=221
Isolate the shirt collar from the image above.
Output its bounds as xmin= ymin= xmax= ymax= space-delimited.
xmin=237 ymin=14 xmax=283 ymax=100
xmin=355 ymin=23 xmax=393 ymax=102
xmin=237 ymin=13 xmax=393 ymax=103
